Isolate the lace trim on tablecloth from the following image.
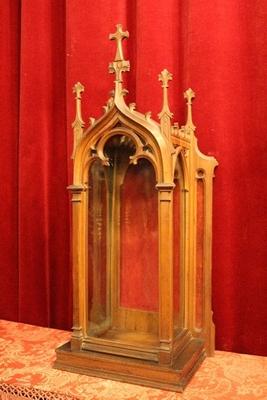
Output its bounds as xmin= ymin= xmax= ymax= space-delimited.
xmin=0 ymin=383 xmax=80 ymax=400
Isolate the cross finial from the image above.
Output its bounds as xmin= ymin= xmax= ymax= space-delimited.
xmin=184 ymin=88 xmax=196 ymax=131
xmin=109 ymin=24 xmax=130 ymax=100
xmin=109 ymin=24 xmax=129 ymax=61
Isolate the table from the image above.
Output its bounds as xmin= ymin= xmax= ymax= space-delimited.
xmin=0 ymin=320 xmax=266 ymax=399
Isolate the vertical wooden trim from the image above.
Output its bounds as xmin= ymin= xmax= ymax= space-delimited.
xmin=203 ymin=171 xmax=216 ymax=356
xmin=185 ymin=150 xmax=196 ymax=333
xmin=156 ymin=183 xmax=175 ymax=364
xmin=68 ymin=184 xmax=87 ymax=350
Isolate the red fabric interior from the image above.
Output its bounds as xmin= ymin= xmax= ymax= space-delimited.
xmin=120 ymin=160 xmax=158 ymax=312
xmin=0 ymin=0 xmax=267 ymax=355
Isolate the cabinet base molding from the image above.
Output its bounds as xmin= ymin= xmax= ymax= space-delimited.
xmin=55 ymin=339 xmax=205 ymax=392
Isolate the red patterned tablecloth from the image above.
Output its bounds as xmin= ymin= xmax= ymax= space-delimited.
xmin=0 ymin=320 xmax=266 ymax=400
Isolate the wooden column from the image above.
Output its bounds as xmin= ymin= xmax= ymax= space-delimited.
xmin=156 ymin=182 xmax=175 ymax=365
xmin=68 ymin=184 xmax=87 ymax=350
xmin=201 ymin=168 xmax=216 ymax=356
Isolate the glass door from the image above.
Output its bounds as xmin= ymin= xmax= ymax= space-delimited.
xmin=87 ymin=134 xmax=159 ymax=355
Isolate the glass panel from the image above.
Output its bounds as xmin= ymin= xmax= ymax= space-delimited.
xmin=87 ymin=135 xmax=159 ymax=343
xmin=173 ymin=158 xmax=185 ymax=333
xmin=88 ymin=160 xmax=109 ymax=335
xmin=173 ymin=176 xmax=180 ymax=331
xmin=120 ymin=159 xmax=158 ymax=313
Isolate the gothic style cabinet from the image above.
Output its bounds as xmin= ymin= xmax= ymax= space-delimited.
xmin=54 ymin=25 xmax=218 ymax=392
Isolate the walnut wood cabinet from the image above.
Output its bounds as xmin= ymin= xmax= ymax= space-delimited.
xmin=54 ymin=24 xmax=218 ymax=392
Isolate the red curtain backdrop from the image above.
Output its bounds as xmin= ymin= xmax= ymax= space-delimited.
xmin=0 ymin=0 xmax=71 ymax=329
xmin=0 ymin=0 xmax=267 ymax=355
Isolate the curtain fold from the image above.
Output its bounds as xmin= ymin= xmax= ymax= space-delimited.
xmin=0 ymin=0 xmax=20 ymax=321
xmin=0 ymin=0 xmax=71 ymax=329
xmin=17 ymin=0 xmax=71 ymax=329
xmin=0 ymin=0 xmax=266 ymax=355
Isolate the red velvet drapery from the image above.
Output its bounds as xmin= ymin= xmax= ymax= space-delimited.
xmin=0 ymin=0 xmax=266 ymax=356
xmin=0 ymin=1 xmax=71 ymax=329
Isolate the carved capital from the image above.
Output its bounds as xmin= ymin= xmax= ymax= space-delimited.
xmin=156 ymin=183 xmax=175 ymax=189
xmin=156 ymin=183 xmax=175 ymax=197
xmin=67 ymin=184 xmax=86 ymax=193
xmin=67 ymin=184 xmax=87 ymax=202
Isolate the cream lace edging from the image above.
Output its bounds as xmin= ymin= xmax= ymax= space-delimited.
xmin=0 ymin=383 xmax=80 ymax=400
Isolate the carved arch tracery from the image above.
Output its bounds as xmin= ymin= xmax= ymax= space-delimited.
xmin=74 ymin=110 xmax=173 ymax=185
xmin=89 ymin=125 xmax=157 ymax=172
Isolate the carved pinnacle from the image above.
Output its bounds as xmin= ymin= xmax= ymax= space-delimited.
xmin=184 ymin=88 xmax=195 ymax=105
xmin=158 ymin=69 xmax=173 ymax=88
xmin=184 ymin=88 xmax=196 ymax=131
xmin=71 ymin=82 xmax=85 ymax=159
xmin=73 ymin=82 xmax=84 ymax=100
xmin=158 ymin=69 xmax=173 ymax=140
xmin=158 ymin=69 xmax=173 ymax=119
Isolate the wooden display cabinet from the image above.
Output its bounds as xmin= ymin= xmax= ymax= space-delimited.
xmin=54 ymin=24 xmax=218 ymax=392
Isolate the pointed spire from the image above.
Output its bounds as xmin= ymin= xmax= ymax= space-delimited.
xmin=158 ymin=69 xmax=173 ymax=139
xmin=71 ymin=82 xmax=85 ymax=159
xmin=184 ymin=88 xmax=196 ymax=131
xmin=108 ymin=24 xmax=130 ymax=100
